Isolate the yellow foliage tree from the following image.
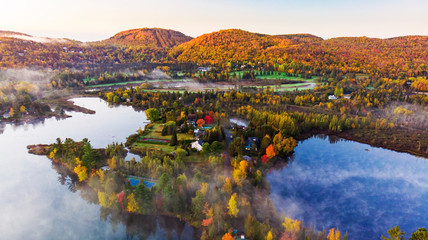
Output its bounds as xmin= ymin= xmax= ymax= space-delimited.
xmin=49 ymin=148 xmax=57 ymax=160
xmin=9 ymin=107 xmax=14 ymax=118
xmin=107 ymin=157 xmax=116 ymax=170
xmin=266 ymin=230 xmax=273 ymax=240
xmin=74 ymin=157 xmax=88 ymax=182
xmin=232 ymin=160 xmax=248 ymax=186
xmin=200 ymin=182 xmax=209 ymax=197
xmin=19 ymin=105 xmax=27 ymax=113
xmin=273 ymin=133 xmax=297 ymax=155
xmin=127 ymin=193 xmax=139 ymax=213
xmin=227 ymin=193 xmax=239 ymax=218
xmin=327 ymin=228 xmax=341 ymax=240
xmin=283 ymin=217 xmax=301 ymax=232
xmin=223 ymin=178 xmax=232 ymax=195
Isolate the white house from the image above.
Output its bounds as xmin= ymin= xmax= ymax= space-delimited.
xmin=328 ymin=95 xmax=338 ymax=100
xmin=191 ymin=139 xmax=204 ymax=151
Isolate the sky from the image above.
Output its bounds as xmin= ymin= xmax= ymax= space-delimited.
xmin=0 ymin=0 xmax=427 ymax=42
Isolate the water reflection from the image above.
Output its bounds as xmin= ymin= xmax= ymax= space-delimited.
xmin=267 ymin=135 xmax=428 ymax=240
xmin=52 ymin=156 xmax=195 ymax=240
xmin=0 ymin=97 xmax=195 ymax=240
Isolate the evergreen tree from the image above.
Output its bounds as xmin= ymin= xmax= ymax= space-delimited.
xmin=170 ymin=130 xmax=177 ymax=146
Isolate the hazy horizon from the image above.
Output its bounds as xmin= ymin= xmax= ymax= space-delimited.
xmin=1 ymin=0 xmax=427 ymax=42
xmin=1 ymin=27 xmax=428 ymax=43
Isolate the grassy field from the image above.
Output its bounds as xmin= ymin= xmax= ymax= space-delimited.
xmin=87 ymin=79 xmax=188 ymax=88
xmin=244 ymin=82 xmax=317 ymax=92
xmin=230 ymin=71 xmax=320 ymax=81
xmin=131 ymin=142 xmax=176 ymax=153
xmin=142 ymin=123 xmax=193 ymax=141
xmin=131 ymin=123 xmax=194 ymax=154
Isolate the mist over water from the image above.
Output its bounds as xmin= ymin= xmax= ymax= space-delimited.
xmin=267 ymin=135 xmax=428 ymax=240
xmin=0 ymin=97 xmax=193 ymax=240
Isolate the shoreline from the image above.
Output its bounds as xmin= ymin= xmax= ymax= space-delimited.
xmin=0 ymin=95 xmax=96 ymax=126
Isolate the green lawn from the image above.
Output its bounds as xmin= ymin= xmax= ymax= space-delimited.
xmin=142 ymin=123 xmax=194 ymax=141
xmin=86 ymin=79 xmax=188 ymax=88
xmin=142 ymin=124 xmax=170 ymax=140
xmin=177 ymin=133 xmax=194 ymax=141
xmin=244 ymin=82 xmax=317 ymax=92
xmin=132 ymin=123 xmax=195 ymax=154
xmin=230 ymin=71 xmax=320 ymax=81
xmin=131 ymin=142 xmax=176 ymax=153
xmin=185 ymin=154 xmax=206 ymax=163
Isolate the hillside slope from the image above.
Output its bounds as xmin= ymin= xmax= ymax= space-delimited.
xmin=170 ymin=29 xmax=293 ymax=64
xmin=103 ymin=28 xmax=192 ymax=48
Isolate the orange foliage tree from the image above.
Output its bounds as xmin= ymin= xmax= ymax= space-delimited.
xmin=196 ymin=119 xmax=205 ymax=127
xmin=266 ymin=144 xmax=276 ymax=159
xmin=222 ymin=233 xmax=234 ymax=240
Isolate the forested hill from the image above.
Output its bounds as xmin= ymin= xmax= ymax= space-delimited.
xmin=171 ymin=30 xmax=428 ymax=78
xmin=0 ymin=28 xmax=427 ymax=79
xmin=169 ymin=29 xmax=293 ymax=65
xmin=0 ymin=28 xmax=192 ymax=68
xmin=102 ymin=28 xmax=193 ymax=48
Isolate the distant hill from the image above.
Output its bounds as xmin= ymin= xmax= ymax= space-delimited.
xmin=103 ymin=28 xmax=193 ymax=48
xmin=0 ymin=31 xmax=78 ymax=44
xmin=0 ymin=31 xmax=31 ymax=37
xmin=170 ymin=29 xmax=292 ymax=64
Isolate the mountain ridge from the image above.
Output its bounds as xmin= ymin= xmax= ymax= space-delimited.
xmin=101 ymin=28 xmax=193 ymax=48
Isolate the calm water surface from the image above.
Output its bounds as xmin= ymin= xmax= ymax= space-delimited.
xmin=267 ymin=135 xmax=428 ymax=240
xmin=0 ymin=97 xmax=194 ymax=240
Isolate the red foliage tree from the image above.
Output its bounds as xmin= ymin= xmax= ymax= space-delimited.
xmin=261 ymin=154 xmax=269 ymax=164
xmin=204 ymin=115 xmax=213 ymax=124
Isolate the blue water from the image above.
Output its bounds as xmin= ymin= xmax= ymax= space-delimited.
xmin=267 ymin=135 xmax=428 ymax=240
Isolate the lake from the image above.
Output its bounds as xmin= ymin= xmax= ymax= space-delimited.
xmin=0 ymin=97 xmax=195 ymax=240
xmin=267 ymin=135 xmax=428 ymax=240
xmin=1 ymin=97 xmax=426 ymax=240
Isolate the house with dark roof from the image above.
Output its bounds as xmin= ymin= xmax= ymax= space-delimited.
xmin=245 ymin=137 xmax=260 ymax=151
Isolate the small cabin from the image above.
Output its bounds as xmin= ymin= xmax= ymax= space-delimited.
xmin=242 ymin=155 xmax=252 ymax=162
xmin=245 ymin=137 xmax=260 ymax=151
xmin=191 ymin=139 xmax=204 ymax=151
xmin=197 ymin=67 xmax=211 ymax=72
